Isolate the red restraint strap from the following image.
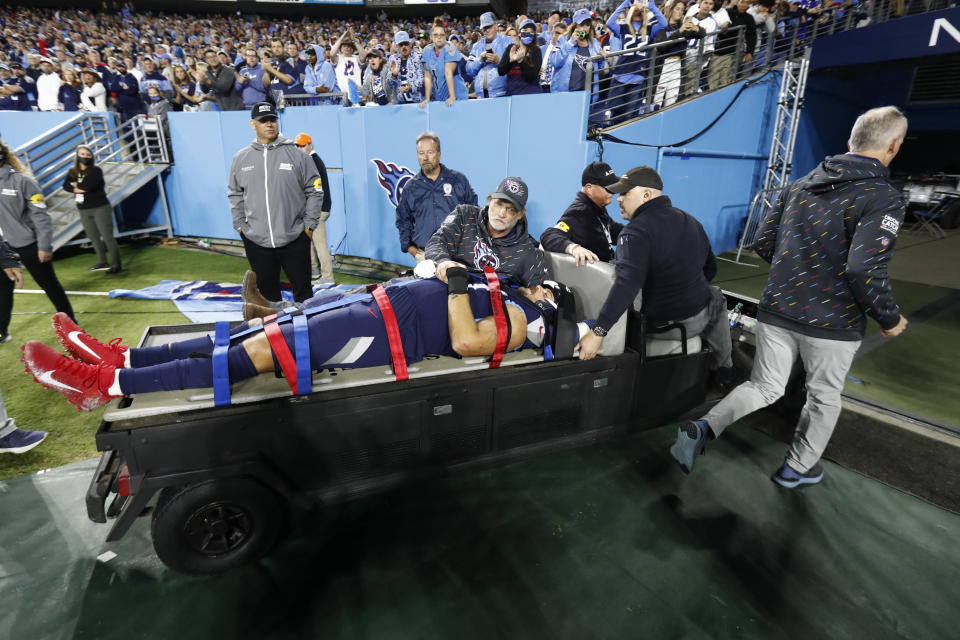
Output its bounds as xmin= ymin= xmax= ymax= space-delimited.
xmin=263 ymin=320 xmax=299 ymax=394
xmin=370 ymin=284 xmax=409 ymax=381
xmin=484 ymin=266 xmax=509 ymax=369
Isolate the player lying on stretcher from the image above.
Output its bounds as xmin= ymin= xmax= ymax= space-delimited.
xmin=21 ymin=269 xmax=593 ymax=411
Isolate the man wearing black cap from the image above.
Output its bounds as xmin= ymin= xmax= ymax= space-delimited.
xmin=227 ymin=102 xmax=324 ymax=303
xmin=425 ymin=176 xmax=546 ymax=289
xmin=576 ymin=166 xmax=732 ymax=379
xmin=540 ymin=161 xmax=622 ymax=265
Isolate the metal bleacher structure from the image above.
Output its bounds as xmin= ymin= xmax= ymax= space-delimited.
xmin=14 ymin=113 xmax=172 ymax=252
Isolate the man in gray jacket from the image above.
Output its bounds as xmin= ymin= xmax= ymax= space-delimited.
xmin=228 ymin=102 xmax=324 ymax=302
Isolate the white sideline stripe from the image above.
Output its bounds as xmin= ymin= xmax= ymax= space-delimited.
xmin=15 ymin=289 xmax=111 ymax=296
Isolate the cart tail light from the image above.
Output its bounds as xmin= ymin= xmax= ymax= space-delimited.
xmin=117 ymin=465 xmax=131 ymax=497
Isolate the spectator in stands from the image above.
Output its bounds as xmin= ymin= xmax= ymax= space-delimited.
xmin=262 ymin=39 xmax=301 ymax=97
xmin=388 ymin=31 xmax=424 ymax=105
xmin=62 ymin=145 xmax=120 ymax=274
xmin=172 ymin=65 xmax=202 ymax=111
xmin=294 ymin=133 xmax=334 ymax=282
xmin=498 ymin=18 xmax=543 ymax=96
xmin=145 ymin=85 xmax=173 ymax=119
xmin=540 ymin=161 xmax=622 ymax=264
xmin=124 ymin=56 xmax=143 ymax=85
xmin=302 ymin=44 xmax=338 ymax=104
xmin=420 ymin=22 xmax=469 ymax=107
xmin=749 ymin=0 xmax=777 ymax=67
xmin=467 ymin=12 xmax=512 ymax=99
xmin=10 ymin=63 xmax=38 ymax=110
xmin=0 ymin=139 xmax=75 ymax=343
xmin=653 ymin=2 xmax=706 ymax=108
xmin=606 ymin=0 xmax=668 ymax=123
xmin=80 ymin=69 xmax=107 ymax=112
xmin=683 ymin=0 xmax=721 ymax=97
xmin=236 ymin=48 xmax=267 ymax=108
xmin=712 ymin=0 xmax=758 ymax=87
xmin=58 ymin=69 xmax=82 ymax=111
xmin=549 ymin=10 xmax=605 ymax=94
xmin=540 ymin=21 xmax=569 ymax=92
xmin=360 ymin=47 xmax=396 ymax=105
xmin=331 ymin=30 xmax=364 ymax=94
xmin=36 ymin=57 xmax=61 ymax=111
xmin=286 ymin=42 xmax=307 ymax=86
xmin=140 ymin=56 xmax=173 ymax=101
xmin=110 ymin=60 xmax=145 ymax=121
xmin=199 ymin=49 xmax=245 ymax=111
xmin=396 ymin=132 xmax=477 ymax=263
xmin=228 ymin=102 xmax=323 ymax=303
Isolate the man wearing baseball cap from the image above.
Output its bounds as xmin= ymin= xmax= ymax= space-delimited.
xmin=294 ymin=132 xmax=334 ymax=282
xmin=576 ymin=165 xmax=732 ymax=381
xmin=541 ymin=161 xmax=622 ymax=265
xmin=36 ymin=56 xmax=62 ymax=111
xmin=388 ymin=31 xmax=424 ymax=104
xmin=227 ymin=103 xmax=324 ymax=303
xmin=467 ymin=12 xmax=513 ymax=99
xmin=425 ymin=176 xmax=546 ymax=290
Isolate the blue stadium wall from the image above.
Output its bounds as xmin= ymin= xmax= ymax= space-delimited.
xmin=0 ymin=76 xmax=778 ymax=266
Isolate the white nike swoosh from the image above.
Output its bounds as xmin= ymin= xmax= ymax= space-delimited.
xmin=37 ymin=369 xmax=81 ymax=394
xmin=68 ymin=331 xmax=101 ymax=360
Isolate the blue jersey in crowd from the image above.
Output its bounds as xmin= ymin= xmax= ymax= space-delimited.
xmin=421 ymin=42 xmax=469 ymax=102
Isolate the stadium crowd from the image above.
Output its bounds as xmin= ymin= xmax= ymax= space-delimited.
xmin=1 ymin=0 xmax=872 ymax=118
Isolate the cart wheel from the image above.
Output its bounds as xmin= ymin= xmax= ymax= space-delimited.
xmin=151 ymin=478 xmax=285 ymax=575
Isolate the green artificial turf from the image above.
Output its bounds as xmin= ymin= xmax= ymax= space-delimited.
xmin=0 ymin=241 xmax=369 ymax=481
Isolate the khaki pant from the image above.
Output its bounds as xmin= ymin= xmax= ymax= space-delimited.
xmin=707 ymin=54 xmax=733 ymax=91
xmin=310 ymin=210 xmax=334 ymax=282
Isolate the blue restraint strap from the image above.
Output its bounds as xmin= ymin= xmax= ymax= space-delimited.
xmin=212 ymin=321 xmax=232 ymax=406
xmin=292 ymin=312 xmax=312 ymax=395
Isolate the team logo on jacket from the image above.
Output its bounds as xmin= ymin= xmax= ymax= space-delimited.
xmin=443 ymin=183 xmax=452 ymax=196
xmin=473 ymin=240 xmax=500 ymax=270
xmin=371 ymin=159 xmax=415 ymax=208
xmin=30 ymin=193 xmax=46 ymax=208
xmin=313 ymin=177 xmax=324 ymax=192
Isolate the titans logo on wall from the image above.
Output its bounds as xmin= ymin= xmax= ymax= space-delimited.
xmin=371 ymin=159 xmax=416 ymax=208
xmin=474 ymin=240 xmax=500 ymax=271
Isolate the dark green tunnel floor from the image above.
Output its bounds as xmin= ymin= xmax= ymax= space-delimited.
xmin=2 ymin=425 xmax=958 ymax=640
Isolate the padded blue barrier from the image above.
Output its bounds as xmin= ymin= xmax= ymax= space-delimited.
xmin=7 ymin=79 xmax=781 ymax=260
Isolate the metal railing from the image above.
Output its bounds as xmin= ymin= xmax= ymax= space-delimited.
xmin=14 ymin=112 xmax=173 ymax=250
xmin=276 ymin=92 xmax=347 ymax=108
xmin=583 ymin=0 xmax=908 ymax=130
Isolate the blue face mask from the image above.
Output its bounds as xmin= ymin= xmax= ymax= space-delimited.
xmin=520 ymin=33 xmax=536 ymax=46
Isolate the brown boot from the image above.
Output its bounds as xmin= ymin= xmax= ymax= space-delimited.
xmin=243 ymin=302 xmax=276 ymax=321
xmin=242 ymin=270 xmax=274 ymax=307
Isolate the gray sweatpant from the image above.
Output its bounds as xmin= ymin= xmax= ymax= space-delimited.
xmin=78 ymin=204 xmax=120 ymax=267
xmin=0 ymin=389 xmax=16 ymax=439
xmin=700 ymin=321 xmax=860 ymax=472
xmin=649 ymin=286 xmax=733 ymax=370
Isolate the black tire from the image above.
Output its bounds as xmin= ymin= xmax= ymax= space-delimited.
xmin=151 ymin=478 xmax=286 ymax=576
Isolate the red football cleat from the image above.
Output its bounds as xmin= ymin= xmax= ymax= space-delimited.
xmin=52 ymin=312 xmax=128 ymax=367
xmin=21 ymin=341 xmax=121 ymax=411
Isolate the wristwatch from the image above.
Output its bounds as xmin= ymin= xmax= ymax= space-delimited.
xmin=592 ymin=325 xmax=608 ymax=338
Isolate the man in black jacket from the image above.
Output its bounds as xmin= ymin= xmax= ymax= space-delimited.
xmin=576 ymin=166 xmax=732 ymax=377
xmin=540 ymin=161 xmax=623 ymax=265
xmin=671 ymin=106 xmax=910 ymax=488
xmin=711 ymin=0 xmax=758 ymax=87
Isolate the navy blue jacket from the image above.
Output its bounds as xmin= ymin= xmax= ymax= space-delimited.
xmin=395 ymin=164 xmax=477 ymax=251
xmin=540 ymin=191 xmax=623 ymax=262
xmin=756 ymin=154 xmax=903 ymax=340
xmin=58 ymin=84 xmax=81 ymax=111
xmin=596 ymin=195 xmax=715 ymax=330
xmin=109 ymin=72 xmax=145 ymax=116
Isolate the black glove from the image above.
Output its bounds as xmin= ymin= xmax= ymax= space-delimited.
xmin=447 ymin=267 xmax=469 ymax=295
